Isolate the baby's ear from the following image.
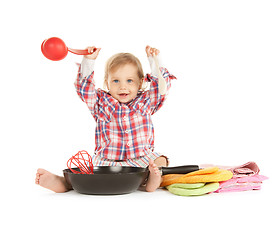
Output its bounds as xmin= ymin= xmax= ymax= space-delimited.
xmin=104 ymin=80 xmax=110 ymax=91
xmin=139 ymin=78 xmax=148 ymax=91
xmin=139 ymin=78 xmax=144 ymax=88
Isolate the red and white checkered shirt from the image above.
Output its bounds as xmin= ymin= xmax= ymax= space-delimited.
xmin=75 ymin=66 xmax=176 ymax=160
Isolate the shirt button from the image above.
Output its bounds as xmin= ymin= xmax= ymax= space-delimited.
xmin=123 ymin=116 xmax=127 ymax=121
xmin=125 ymin=130 xmax=129 ymax=133
xmin=127 ymin=142 xmax=131 ymax=146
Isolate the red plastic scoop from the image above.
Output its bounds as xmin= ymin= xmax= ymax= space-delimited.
xmin=41 ymin=37 xmax=95 ymax=61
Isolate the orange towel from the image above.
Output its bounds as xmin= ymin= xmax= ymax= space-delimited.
xmin=161 ymin=167 xmax=233 ymax=187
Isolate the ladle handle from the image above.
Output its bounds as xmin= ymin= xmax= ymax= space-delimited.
xmin=68 ymin=48 xmax=97 ymax=55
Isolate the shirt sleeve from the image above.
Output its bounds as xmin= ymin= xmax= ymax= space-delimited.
xmin=80 ymin=57 xmax=95 ymax=79
xmin=74 ymin=64 xmax=99 ymax=120
xmin=145 ymin=67 xmax=176 ymax=115
xmin=147 ymin=54 xmax=164 ymax=76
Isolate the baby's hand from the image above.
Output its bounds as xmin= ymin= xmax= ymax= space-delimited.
xmin=84 ymin=46 xmax=101 ymax=60
xmin=145 ymin=45 xmax=160 ymax=57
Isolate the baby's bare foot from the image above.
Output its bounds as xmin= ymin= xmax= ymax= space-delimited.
xmin=35 ymin=168 xmax=69 ymax=193
xmin=146 ymin=160 xmax=162 ymax=192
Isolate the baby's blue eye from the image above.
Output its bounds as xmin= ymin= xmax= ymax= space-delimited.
xmin=127 ymin=79 xmax=133 ymax=83
xmin=113 ymin=80 xmax=119 ymax=83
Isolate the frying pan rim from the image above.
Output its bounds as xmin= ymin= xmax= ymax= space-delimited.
xmin=63 ymin=166 xmax=148 ymax=175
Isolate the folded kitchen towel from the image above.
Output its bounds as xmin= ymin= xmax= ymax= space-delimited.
xmin=200 ymin=162 xmax=260 ymax=177
xmin=215 ymin=174 xmax=268 ymax=193
xmin=230 ymin=162 xmax=260 ymax=177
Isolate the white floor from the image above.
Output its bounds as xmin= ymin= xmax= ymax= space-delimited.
xmin=2 ymin=169 xmax=273 ymax=240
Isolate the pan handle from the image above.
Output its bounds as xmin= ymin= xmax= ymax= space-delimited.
xmin=161 ymin=165 xmax=199 ymax=175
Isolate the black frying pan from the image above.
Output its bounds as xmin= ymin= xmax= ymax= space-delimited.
xmin=63 ymin=165 xmax=199 ymax=195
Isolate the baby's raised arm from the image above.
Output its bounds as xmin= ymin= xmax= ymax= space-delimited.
xmin=75 ymin=46 xmax=101 ymax=120
xmin=146 ymin=45 xmax=167 ymax=95
xmin=81 ymin=46 xmax=101 ymax=79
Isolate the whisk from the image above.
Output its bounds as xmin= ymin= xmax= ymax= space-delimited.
xmin=67 ymin=150 xmax=94 ymax=174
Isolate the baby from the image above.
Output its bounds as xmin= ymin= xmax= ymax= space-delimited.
xmin=35 ymin=45 xmax=176 ymax=192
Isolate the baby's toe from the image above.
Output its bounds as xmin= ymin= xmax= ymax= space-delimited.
xmin=37 ymin=168 xmax=47 ymax=175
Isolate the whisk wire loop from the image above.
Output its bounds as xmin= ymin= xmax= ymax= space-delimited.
xmin=67 ymin=150 xmax=94 ymax=174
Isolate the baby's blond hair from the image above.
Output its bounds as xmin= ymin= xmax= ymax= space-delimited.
xmin=104 ymin=53 xmax=147 ymax=91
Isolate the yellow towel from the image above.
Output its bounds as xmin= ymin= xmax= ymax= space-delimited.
xmin=161 ymin=167 xmax=233 ymax=187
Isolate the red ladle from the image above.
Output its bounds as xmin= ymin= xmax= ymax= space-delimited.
xmin=41 ymin=37 xmax=96 ymax=61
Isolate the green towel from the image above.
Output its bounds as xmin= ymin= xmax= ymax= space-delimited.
xmin=166 ymin=182 xmax=219 ymax=196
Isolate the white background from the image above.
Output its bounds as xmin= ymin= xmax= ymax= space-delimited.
xmin=1 ymin=0 xmax=274 ymax=239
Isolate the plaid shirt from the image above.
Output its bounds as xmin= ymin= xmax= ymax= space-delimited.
xmin=75 ymin=66 xmax=176 ymax=160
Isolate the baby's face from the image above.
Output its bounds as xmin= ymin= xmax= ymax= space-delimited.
xmin=107 ymin=64 xmax=142 ymax=103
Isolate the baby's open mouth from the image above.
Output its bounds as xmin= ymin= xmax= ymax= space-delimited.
xmin=119 ymin=93 xmax=129 ymax=97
